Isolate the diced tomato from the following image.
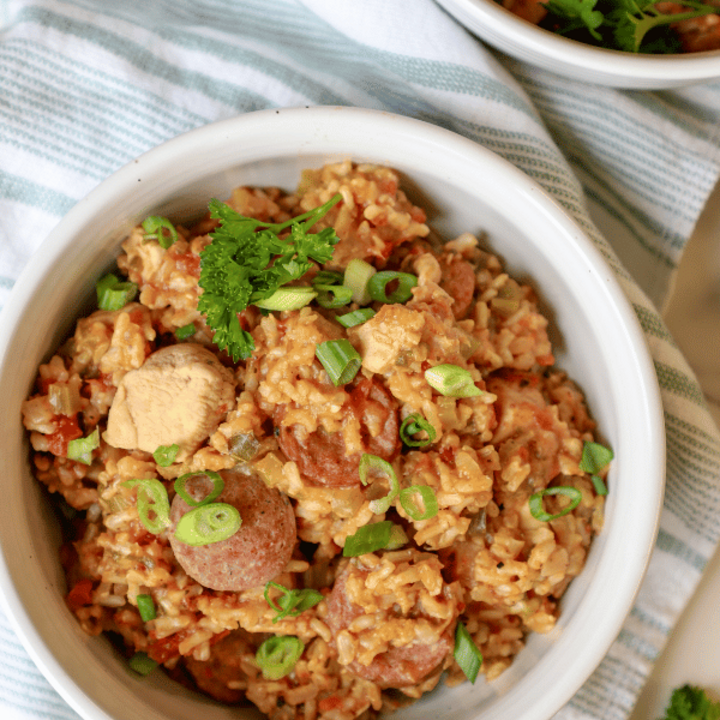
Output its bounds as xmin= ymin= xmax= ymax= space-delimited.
xmin=319 ymin=695 xmax=343 ymax=712
xmin=66 ymin=578 xmax=94 ymax=611
xmin=46 ymin=415 xmax=83 ymax=456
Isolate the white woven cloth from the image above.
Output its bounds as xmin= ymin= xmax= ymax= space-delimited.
xmin=1 ymin=1 xmax=719 ymax=719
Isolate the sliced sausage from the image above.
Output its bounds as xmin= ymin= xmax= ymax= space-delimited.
xmin=326 ymin=559 xmax=455 ymax=689
xmin=104 ymin=343 xmax=235 ymax=462
xmin=183 ymin=629 xmax=257 ymax=703
xmin=169 ymin=469 xmax=296 ymax=592
xmin=276 ymin=377 xmax=400 ymax=488
xmin=439 ymin=256 xmax=475 ymax=320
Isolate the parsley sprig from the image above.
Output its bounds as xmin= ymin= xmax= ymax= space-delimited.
xmin=662 ymin=684 xmax=720 ymax=720
xmin=541 ymin=0 xmax=719 ymax=53
xmin=197 ymin=193 xmax=342 ymax=361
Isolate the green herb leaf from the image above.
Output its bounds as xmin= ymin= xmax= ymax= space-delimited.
xmin=197 ymin=193 xmax=342 ymax=361
xmin=662 ymin=684 xmax=720 ymax=720
xmin=543 ymin=0 xmax=604 ymax=40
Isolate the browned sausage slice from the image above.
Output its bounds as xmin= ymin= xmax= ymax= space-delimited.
xmin=276 ymin=377 xmax=400 ymax=488
xmin=168 ymin=469 xmax=296 ymax=591
xmin=325 ymin=559 xmax=455 ymax=689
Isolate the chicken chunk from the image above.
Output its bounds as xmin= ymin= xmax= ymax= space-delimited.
xmin=103 ymin=343 xmax=235 ymax=461
xmin=350 ymin=304 xmax=425 ymax=374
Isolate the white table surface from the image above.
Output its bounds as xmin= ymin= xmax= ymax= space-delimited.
xmin=629 ymin=179 xmax=720 ymax=719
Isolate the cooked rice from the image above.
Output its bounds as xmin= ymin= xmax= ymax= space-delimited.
xmin=22 ymin=160 xmax=607 ymax=719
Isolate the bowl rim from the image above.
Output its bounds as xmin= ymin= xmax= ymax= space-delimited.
xmin=0 ymin=106 xmax=666 ymax=720
xmin=435 ymin=0 xmax=720 ymax=88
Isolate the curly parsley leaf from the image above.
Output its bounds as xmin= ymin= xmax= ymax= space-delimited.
xmin=662 ymin=685 xmax=720 ymax=720
xmin=612 ymin=0 xmax=717 ymax=52
xmin=197 ymin=192 xmax=342 ymax=362
xmin=541 ymin=0 xmax=719 ymax=52
xmin=543 ymin=0 xmax=604 ymax=39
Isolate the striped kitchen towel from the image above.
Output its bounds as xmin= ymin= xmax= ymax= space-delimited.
xmin=0 ymin=1 xmax=719 ymax=719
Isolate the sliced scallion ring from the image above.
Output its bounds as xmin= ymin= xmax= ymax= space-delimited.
xmin=253 ymin=286 xmax=317 ymax=312
xmin=153 ymin=444 xmax=179 ymax=467
xmin=359 ymin=454 xmax=399 ymax=514
xmin=399 ymin=485 xmax=439 ymax=521
xmin=312 ymin=270 xmax=344 ymax=287
xmin=367 ymin=270 xmax=417 ymax=304
xmin=96 ymin=273 xmax=139 ymax=311
xmin=343 ymin=258 xmax=376 ymax=305
xmin=121 ymin=478 xmax=171 ymax=534
xmin=136 ymin=594 xmax=156 ymax=622
xmin=336 ymin=308 xmax=376 ymax=328
xmin=424 ymin=364 xmax=482 ymax=398
xmin=579 ymin=441 xmax=614 ymax=474
xmin=454 ymin=621 xmax=483 ymax=684
xmin=174 ymin=471 xmax=224 ymax=507
xmin=174 ymin=323 xmax=196 ymax=340
xmin=67 ymin=427 xmax=100 ymax=465
xmin=255 ymin=636 xmax=304 ymax=680
xmin=174 ymin=502 xmax=241 ymax=546
xmin=528 ymin=486 xmax=583 ymax=522
xmin=141 ymin=215 xmax=179 ymax=249
xmin=264 ymin=581 xmax=323 ymax=623
xmin=399 ymin=413 xmax=437 ymax=448
xmin=315 ymin=339 xmax=361 ymax=386
xmin=343 ymin=520 xmax=396 ymax=557
xmin=315 ymin=283 xmax=353 ymax=309
xmin=591 ymin=475 xmax=608 ymax=496
xmin=129 ymin=651 xmax=158 ymax=676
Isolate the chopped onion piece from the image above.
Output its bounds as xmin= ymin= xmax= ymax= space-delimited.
xmin=343 ymin=258 xmax=376 ymax=305
xmin=454 ymin=622 xmax=482 ymax=683
xmin=424 ymin=364 xmax=482 ymax=398
xmin=174 ymin=502 xmax=241 ymax=546
xmin=253 ymin=286 xmax=317 ymax=311
xmin=528 ymin=486 xmax=582 ymax=522
xmin=315 ymin=339 xmax=361 ymax=386
xmin=256 ymin=636 xmax=304 ymax=680
xmin=367 ymin=270 xmax=417 ymax=304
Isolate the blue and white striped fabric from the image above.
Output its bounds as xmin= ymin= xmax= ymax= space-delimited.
xmin=1 ymin=1 xmax=719 ymax=719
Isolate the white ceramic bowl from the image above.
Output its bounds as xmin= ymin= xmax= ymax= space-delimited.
xmin=436 ymin=0 xmax=720 ymax=88
xmin=0 ymin=106 xmax=664 ymax=720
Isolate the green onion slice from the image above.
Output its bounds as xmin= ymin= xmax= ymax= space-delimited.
xmin=399 ymin=485 xmax=439 ymax=521
xmin=174 ymin=323 xmax=196 ymax=340
xmin=579 ymin=441 xmax=614 ymax=475
xmin=336 ymin=308 xmax=376 ymax=328
xmin=528 ymin=486 xmax=583 ymax=522
xmin=129 ymin=651 xmax=158 ymax=676
xmin=591 ymin=475 xmax=608 ymax=496
xmin=264 ymin=582 xmax=323 ymax=623
xmin=312 ymin=270 xmax=344 ymax=287
xmin=174 ymin=502 xmax=241 ymax=546
xmin=253 ymin=286 xmax=317 ymax=312
xmin=343 ymin=520 xmax=397 ymax=557
xmin=368 ymin=270 xmax=417 ymax=304
xmin=424 ymin=364 xmax=482 ymax=398
xmin=315 ymin=339 xmax=361 ymax=386
xmin=67 ymin=427 xmax=99 ymax=465
xmin=96 ymin=273 xmax=139 ymax=311
xmin=454 ymin=622 xmax=483 ymax=684
xmin=141 ymin=215 xmax=179 ymax=249
xmin=136 ymin=594 xmax=156 ymax=622
xmin=256 ymin=635 xmax=305 ymax=680
xmin=174 ymin=471 xmax=224 ymax=507
xmin=122 ymin=479 xmax=171 ymax=534
xmin=343 ymin=258 xmax=376 ymax=305
xmin=315 ymin=283 xmax=353 ymax=309
xmin=153 ymin=444 xmax=179 ymax=467
xmin=359 ymin=454 xmax=399 ymax=514
xmin=399 ymin=413 xmax=437 ymax=448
